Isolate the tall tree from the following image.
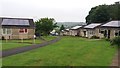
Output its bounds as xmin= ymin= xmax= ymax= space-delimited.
xmin=35 ymin=18 xmax=58 ymax=36
xmin=60 ymin=25 xmax=65 ymax=31
xmin=86 ymin=2 xmax=120 ymax=24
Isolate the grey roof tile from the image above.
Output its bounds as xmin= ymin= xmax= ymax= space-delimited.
xmin=1 ymin=19 xmax=29 ymax=26
xmin=102 ymin=21 xmax=120 ymax=27
xmin=84 ymin=23 xmax=101 ymax=29
xmin=0 ymin=17 xmax=35 ymax=28
xmin=71 ymin=26 xmax=82 ymax=29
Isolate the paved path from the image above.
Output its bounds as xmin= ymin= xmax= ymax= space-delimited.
xmin=111 ymin=48 xmax=119 ymax=67
xmin=0 ymin=37 xmax=61 ymax=58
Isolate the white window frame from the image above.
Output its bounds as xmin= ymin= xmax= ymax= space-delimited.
xmin=2 ymin=28 xmax=12 ymax=35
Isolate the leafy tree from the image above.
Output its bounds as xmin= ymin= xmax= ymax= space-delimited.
xmin=60 ymin=25 xmax=65 ymax=31
xmin=86 ymin=2 xmax=120 ymax=24
xmin=35 ymin=18 xmax=58 ymax=36
xmin=86 ymin=5 xmax=110 ymax=24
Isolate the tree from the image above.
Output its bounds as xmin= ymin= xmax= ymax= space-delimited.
xmin=60 ymin=25 xmax=65 ymax=31
xmin=86 ymin=2 xmax=120 ymax=24
xmin=35 ymin=18 xmax=58 ymax=36
xmin=86 ymin=5 xmax=110 ymax=24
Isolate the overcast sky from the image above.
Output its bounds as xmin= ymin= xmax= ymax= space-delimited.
xmin=0 ymin=0 xmax=119 ymax=22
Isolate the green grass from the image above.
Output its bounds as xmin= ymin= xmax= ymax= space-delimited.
xmin=41 ymin=36 xmax=57 ymax=41
xmin=1 ymin=36 xmax=57 ymax=50
xmin=2 ymin=36 xmax=117 ymax=66
xmin=1 ymin=39 xmax=42 ymax=50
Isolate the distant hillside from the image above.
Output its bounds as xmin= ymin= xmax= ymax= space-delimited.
xmin=57 ymin=22 xmax=86 ymax=28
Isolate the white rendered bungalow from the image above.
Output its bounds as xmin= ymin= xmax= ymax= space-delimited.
xmin=83 ymin=23 xmax=102 ymax=38
xmin=70 ymin=26 xmax=82 ymax=36
xmin=99 ymin=20 xmax=120 ymax=39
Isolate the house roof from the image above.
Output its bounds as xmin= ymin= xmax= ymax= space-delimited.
xmin=71 ymin=26 xmax=82 ymax=30
xmin=64 ymin=29 xmax=70 ymax=32
xmin=101 ymin=21 xmax=120 ymax=27
xmin=65 ymin=29 xmax=70 ymax=31
xmin=84 ymin=23 xmax=102 ymax=29
xmin=0 ymin=17 xmax=35 ymax=28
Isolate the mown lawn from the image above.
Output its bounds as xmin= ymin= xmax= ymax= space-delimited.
xmin=2 ymin=36 xmax=117 ymax=66
xmin=41 ymin=36 xmax=57 ymax=41
xmin=1 ymin=36 xmax=57 ymax=50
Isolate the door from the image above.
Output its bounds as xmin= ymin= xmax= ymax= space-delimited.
xmin=83 ymin=31 xmax=86 ymax=37
xmin=104 ymin=30 xmax=107 ymax=38
xmin=108 ymin=30 xmax=111 ymax=39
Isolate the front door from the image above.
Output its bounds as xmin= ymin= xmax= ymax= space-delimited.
xmin=83 ymin=31 xmax=86 ymax=37
xmin=104 ymin=30 xmax=107 ymax=38
xmin=108 ymin=30 xmax=111 ymax=39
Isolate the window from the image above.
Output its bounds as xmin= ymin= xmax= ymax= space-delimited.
xmin=3 ymin=28 xmax=6 ymax=34
xmin=19 ymin=29 xmax=24 ymax=33
xmin=100 ymin=31 xmax=104 ymax=34
xmin=99 ymin=29 xmax=101 ymax=33
xmin=7 ymin=29 xmax=12 ymax=34
xmin=114 ymin=30 xmax=120 ymax=36
xmin=115 ymin=32 xmax=118 ymax=36
xmin=19 ymin=29 xmax=28 ymax=33
xmin=25 ymin=29 xmax=27 ymax=33
xmin=89 ymin=30 xmax=93 ymax=35
xmin=2 ymin=28 xmax=12 ymax=34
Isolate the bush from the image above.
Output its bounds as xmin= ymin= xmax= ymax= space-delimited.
xmin=90 ymin=35 xmax=100 ymax=39
xmin=110 ymin=36 xmax=120 ymax=46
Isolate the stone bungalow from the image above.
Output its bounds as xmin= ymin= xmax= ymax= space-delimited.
xmin=99 ymin=21 xmax=120 ymax=39
xmin=69 ymin=26 xmax=82 ymax=36
xmin=0 ymin=17 xmax=35 ymax=39
xmin=83 ymin=23 xmax=102 ymax=38
xmin=62 ymin=29 xmax=70 ymax=36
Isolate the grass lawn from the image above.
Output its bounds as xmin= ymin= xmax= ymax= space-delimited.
xmin=2 ymin=36 xmax=117 ymax=66
xmin=41 ymin=36 xmax=57 ymax=41
xmin=1 ymin=36 xmax=57 ymax=50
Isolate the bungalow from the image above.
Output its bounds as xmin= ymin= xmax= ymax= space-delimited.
xmin=83 ymin=23 xmax=102 ymax=38
xmin=0 ymin=17 xmax=35 ymax=40
xmin=63 ymin=29 xmax=70 ymax=36
xmin=70 ymin=26 xmax=82 ymax=36
xmin=99 ymin=21 xmax=120 ymax=39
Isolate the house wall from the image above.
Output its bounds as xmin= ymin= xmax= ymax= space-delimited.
xmin=99 ymin=28 xmax=120 ymax=39
xmin=87 ymin=29 xmax=95 ymax=38
xmin=83 ymin=28 xmax=100 ymax=38
xmin=95 ymin=28 xmax=100 ymax=37
xmin=63 ymin=31 xmax=70 ymax=36
xmin=70 ymin=30 xmax=78 ymax=36
xmin=80 ymin=29 xmax=86 ymax=37
xmin=1 ymin=28 xmax=35 ymax=39
xmin=28 ymin=29 xmax=35 ymax=39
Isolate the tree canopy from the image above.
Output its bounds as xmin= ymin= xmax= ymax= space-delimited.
xmin=86 ymin=2 xmax=120 ymax=24
xmin=60 ymin=25 xmax=65 ymax=31
xmin=35 ymin=18 xmax=58 ymax=36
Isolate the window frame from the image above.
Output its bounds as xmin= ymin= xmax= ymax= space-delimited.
xmin=19 ymin=28 xmax=28 ymax=34
xmin=2 ymin=28 xmax=12 ymax=35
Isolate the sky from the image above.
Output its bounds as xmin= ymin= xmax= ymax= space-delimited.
xmin=0 ymin=0 xmax=119 ymax=22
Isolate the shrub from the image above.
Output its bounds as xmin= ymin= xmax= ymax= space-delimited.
xmin=90 ymin=35 xmax=100 ymax=39
xmin=110 ymin=36 xmax=120 ymax=46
